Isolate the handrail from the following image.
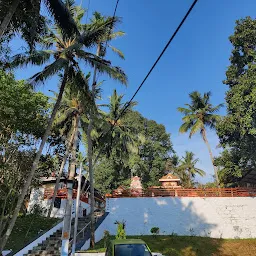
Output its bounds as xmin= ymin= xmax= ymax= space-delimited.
xmin=69 ymin=221 xmax=91 ymax=245
xmin=44 ymin=188 xmax=104 ymax=203
xmin=107 ymin=187 xmax=256 ymax=198
xmin=69 ymin=210 xmax=104 ymax=246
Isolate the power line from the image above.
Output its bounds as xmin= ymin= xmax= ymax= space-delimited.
xmin=85 ymin=0 xmax=91 ymax=23
xmin=102 ymin=0 xmax=120 ymax=52
xmin=95 ymin=0 xmax=198 ymax=161
xmin=118 ymin=0 xmax=198 ymax=120
xmin=113 ymin=0 xmax=120 ymax=17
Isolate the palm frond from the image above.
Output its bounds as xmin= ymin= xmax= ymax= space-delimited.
xmin=209 ymin=103 xmax=224 ymax=113
xmin=29 ymin=57 xmax=69 ymax=85
xmin=203 ymin=91 xmax=212 ymax=104
xmin=108 ymin=31 xmax=125 ymax=40
xmin=79 ymin=16 xmax=121 ymax=47
xmin=195 ymin=168 xmax=206 ymax=176
xmin=189 ymin=119 xmax=203 ymax=138
xmin=179 ymin=122 xmax=193 ymax=134
xmin=108 ymin=45 xmax=125 ymax=59
xmin=10 ymin=50 xmax=53 ymax=68
xmin=182 ymin=114 xmax=197 ymax=123
xmin=76 ymin=50 xmax=127 ymax=85
xmin=44 ymin=0 xmax=79 ymax=38
xmin=177 ymin=107 xmax=191 ymax=115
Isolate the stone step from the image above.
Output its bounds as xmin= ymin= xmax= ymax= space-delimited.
xmin=28 ymin=249 xmax=60 ymax=254
xmin=29 ymin=244 xmax=61 ymax=252
xmin=23 ymin=217 xmax=93 ymax=255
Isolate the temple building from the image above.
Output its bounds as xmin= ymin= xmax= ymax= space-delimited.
xmin=158 ymin=173 xmax=181 ymax=188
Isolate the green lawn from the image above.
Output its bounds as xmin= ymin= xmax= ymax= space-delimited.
xmin=5 ymin=214 xmax=58 ymax=253
xmin=86 ymin=235 xmax=256 ymax=256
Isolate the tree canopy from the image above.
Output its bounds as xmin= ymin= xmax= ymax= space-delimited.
xmin=216 ymin=17 xmax=256 ymax=184
xmin=94 ymin=108 xmax=174 ymax=193
xmin=178 ymin=91 xmax=222 ymax=185
xmin=0 ymin=69 xmax=49 ymax=140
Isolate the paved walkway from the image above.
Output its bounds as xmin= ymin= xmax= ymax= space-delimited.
xmin=75 ymin=252 xmax=164 ymax=256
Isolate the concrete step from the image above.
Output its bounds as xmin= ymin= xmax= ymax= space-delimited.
xmin=28 ymin=249 xmax=60 ymax=255
xmin=23 ymin=217 xmax=93 ymax=255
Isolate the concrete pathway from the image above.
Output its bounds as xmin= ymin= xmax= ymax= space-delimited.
xmin=75 ymin=252 xmax=164 ymax=256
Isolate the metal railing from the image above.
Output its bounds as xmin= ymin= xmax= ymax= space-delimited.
xmin=106 ymin=187 xmax=256 ymax=198
xmin=69 ymin=221 xmax=91 ymax=245
xmin=43 ymin=188 xmax=105 ymax=203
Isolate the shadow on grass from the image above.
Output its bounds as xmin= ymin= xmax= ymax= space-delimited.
xmin=88 ymin=235 xmax=256 ymax=256
xmin=4 ymin=214 xmax=58 ymax=253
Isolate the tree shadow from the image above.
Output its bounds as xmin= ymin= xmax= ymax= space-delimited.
xmin=106 ymin=197 xmax=225 ymax=255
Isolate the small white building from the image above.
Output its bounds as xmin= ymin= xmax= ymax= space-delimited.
xmin=27 ymin=176 xmax=105 ymax=218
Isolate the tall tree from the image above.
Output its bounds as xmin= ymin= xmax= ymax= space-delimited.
xmin=99 ymin=89 xmax=138 ymax=159
xmin=214 ymin=149 xmax=244 ymax=187
xmin=0 ymin=0 xmax=79 ymax=42
xmin=176 ymin=151 xmax=205 ymax=188
xmin=178 ymin=91 xmax=223 ymax=185
xmin=85 ymin=12 xmax=127 ymax=247
xmin=94 ymin=90 xmax=138 ymax=194
xmin=0 ymin=5 xmax=126 ymax=252
xmin=47 ymin=80 xmax=89 ymax=218
xmin=0 ymin=70 xmax=50 ymax=244
xmin=216 ymin=17 xmax=256 ymax=184
xmin=94 ymin=110 xmax=174 ymax=193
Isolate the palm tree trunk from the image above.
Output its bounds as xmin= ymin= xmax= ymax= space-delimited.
xmin=88 ymin=44 xmax=100 ymax=248
xmin=0 ymin=69 xmax=68 ymax=253
xmin=47 ymin=125 xmax=77 ymax=218
xmin=61 ymin=115 xmax=79 ymax=255
xmin=47 ymin=155 xmax=67 ymax=218
xmin=0 ymin=0 xmax=20 ymax=38
xmin=87 ymin=117 xmax=95 ymax=247
xmin=189 ymin=169 xmax=192 ymax=188
xmin=202 ymin=128 xmax=220 ymax=186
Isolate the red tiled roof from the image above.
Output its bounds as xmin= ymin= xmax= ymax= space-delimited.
xmin=159 ymin=173 xmax=180 ymax=181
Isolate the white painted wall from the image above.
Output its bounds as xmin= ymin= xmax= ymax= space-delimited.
xmin=28 ymin=188 xmax=91 ymax=218
xmin=80 ymin=215 xmax=109 ymax=251
xmin=104 ymin=197 xmax=256 ymax=239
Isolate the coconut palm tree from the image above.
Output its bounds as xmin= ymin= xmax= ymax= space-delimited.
xmin=176 ymin=151 xmax=205 ymax=188
xmin=0 ymin=5 xmax=127 ymax=252
xmin=47 ymin=78 xmax=89 ymax=217
xmin=100 ymin=89 xmax=138 ymax=159
xmin=0 ymin=0 xmax=79 ymax=40
xmin=85 ymin=12 xmax=126 ymax=247
xmin=177 ymin=91 xmax=223 ymax=185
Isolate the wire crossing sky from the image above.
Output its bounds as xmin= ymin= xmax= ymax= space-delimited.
xmin=12 ymin=0 xmax=256 ymax=183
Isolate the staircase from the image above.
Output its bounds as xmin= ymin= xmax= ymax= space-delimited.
xmin=23 ymin=216 xmax=90 ymax=256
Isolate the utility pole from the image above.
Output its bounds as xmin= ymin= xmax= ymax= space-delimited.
xmin=72 ymin=162 xmax=82 ymax=255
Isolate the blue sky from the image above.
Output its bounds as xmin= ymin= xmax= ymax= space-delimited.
xmin=12 ymin=0 xmax=256 ymax=183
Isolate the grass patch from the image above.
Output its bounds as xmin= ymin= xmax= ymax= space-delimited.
xmin=4 ymin=214 xmax=58 ymax=253
xmin=86 ymin=235 xmax=256 ymax=256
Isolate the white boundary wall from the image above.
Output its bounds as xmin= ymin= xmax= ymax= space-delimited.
xmin=27 ymin=188 xmax=91 ymax=218
xmin=80 ymin=215 xmax=109 ymax=251
xmin=103 ymin=197 xmax=256 ymax=239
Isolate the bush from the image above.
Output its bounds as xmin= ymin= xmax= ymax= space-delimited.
xmin=103 ymin=230 xmax=111 ymax=248
xmin=30 ymin=204 xmax=47 ymax=216
xmin=115 ymin=221 xmax=126 ymax=240
xmin=150 ymin=227 xmax=160 ymax=236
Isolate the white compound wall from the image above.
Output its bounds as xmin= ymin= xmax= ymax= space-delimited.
xmin=103 ymin=197 xmax=256 ymax=239
xmin=27 ymin=188 xmax=91 ymax=218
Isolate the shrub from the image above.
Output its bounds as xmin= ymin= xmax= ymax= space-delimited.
xmin=170 ymin=231 xmax=178 ymax=237
xmin=150 ymin=227 xmax=160 ymax=237
xmin=30 ymin=204 xmax=47 ymax=216
xmin=115 ymin=221 xmax=126 ymax=240
xmin=103 ymin=230 xmax=111 ymax=248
